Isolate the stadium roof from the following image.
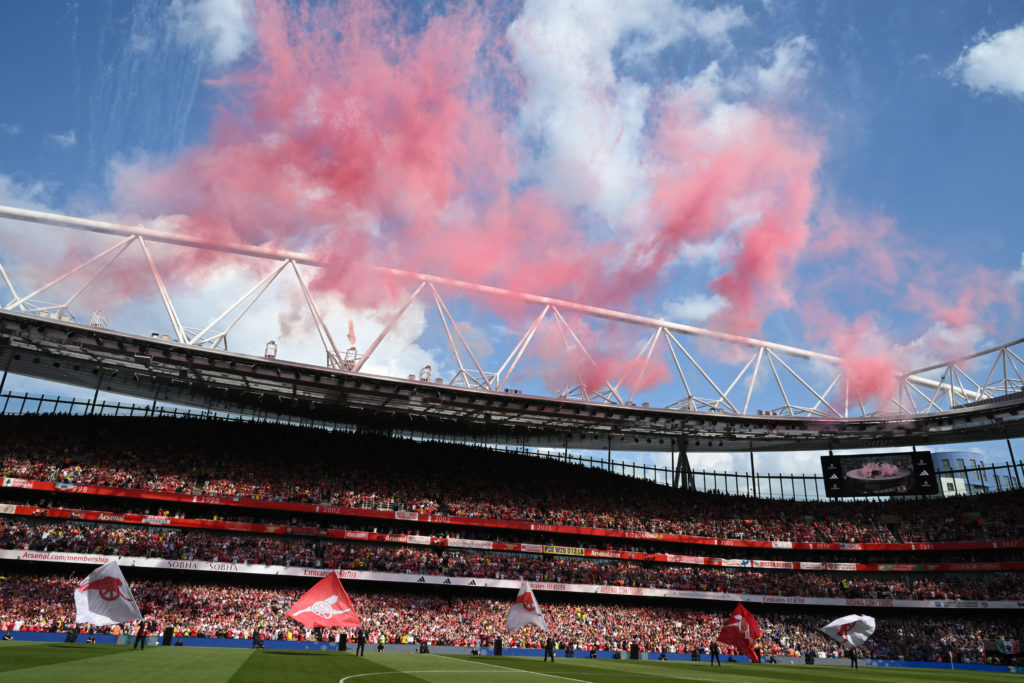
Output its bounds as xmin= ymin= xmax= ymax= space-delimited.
xmin=4 ymin=308 xmax=1024 ymax=454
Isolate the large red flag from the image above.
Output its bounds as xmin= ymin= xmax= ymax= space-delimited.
xmin=287 ymin=572 xmax=361 ymax=628
xmin=717 ymin=603 xmax=761 ymax=662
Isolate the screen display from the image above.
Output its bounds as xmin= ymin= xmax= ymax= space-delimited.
xmin=821 ymin=451 xmax=936 ymax=497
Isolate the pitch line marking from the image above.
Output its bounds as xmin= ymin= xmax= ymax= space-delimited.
xmin=430 ymin=654 xmax=593 ymax=683
xmin=339 ymin=672 xmax=528 ymax=682
xmin=443 ymin=656 xmax=776 ymax=683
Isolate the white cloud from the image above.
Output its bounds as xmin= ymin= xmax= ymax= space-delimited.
xmin=507 ymin=0 xmax=816 ymax=243
xmin=1011 ymin=253 xmax=1024 ymax=286
xmin=676 ymin=35 xmax=815 ymax=104
xmin=754 ymin=35 xmax=815 ymax=94
xmin=1 ymin=123 xmax=21 ymax=136
xmin=508 ymin=0 xmax=748 ymax=227
xmin=171 ymin=0 xmax=253 ymax=69
xmin=0 ymin=174 xmax=52 ymax=209
xmin=129 ymin=33 xmax=154 ymax=53
xmin=898 ymin=321 xmax=989 ymax=371
xmin=664 ymin=293 xmax=727 ymax=324
xmin=679 ymin=61 xmax=729 ymax=106
xmin=947 ymin=23 xmax=1024 ymax=99
xmin=48 ymin=130 xmax=77 ymax=148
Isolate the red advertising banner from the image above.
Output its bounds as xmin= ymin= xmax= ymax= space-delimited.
xmin=3 ymin=501 xmax=1024 ymax=574
xmin=5 ymin=476 xmax=1023 ymax=554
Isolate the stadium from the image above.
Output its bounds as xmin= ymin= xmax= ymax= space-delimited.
xmin=2 ymin=205 xmax=1024 ymax=681
xmin=3 ymin=3 xmax=1024 ymax=682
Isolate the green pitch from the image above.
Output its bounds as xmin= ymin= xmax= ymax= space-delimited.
xmin=0 ymin=643 xmax=1017 ymax=682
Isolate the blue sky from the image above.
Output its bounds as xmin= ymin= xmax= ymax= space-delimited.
xmin=1 ymin=1 xmax=1024 ymax=480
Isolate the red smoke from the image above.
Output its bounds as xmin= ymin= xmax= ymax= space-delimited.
xmin=117 ymin=2 xmax=517 ymax=304
xmin=105 ymin=1 xmax=1018 ymax=404
xmin=645 ymin=105 xmax=820 ymax=336
xmin=802 ymin=206 xmax=1018 ymax=406
xmin=830 ymin=316 xmax=903 ymax=411
xmin=115 ymin=2 xmax=823 ymax=312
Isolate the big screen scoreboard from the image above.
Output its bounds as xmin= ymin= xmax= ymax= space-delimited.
xmin=820 ymin=451 xmax=936 ymax=497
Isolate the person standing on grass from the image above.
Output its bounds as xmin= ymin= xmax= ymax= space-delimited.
xmin=133 ymin=620 xmax=147 ymax=650
xmin=356 ymin=628 xmax=366 ymax=656
xmin=710 ymin=640 xmax=721 ymax=666
xmin=544 ymin=636 xmax=556 ymax=662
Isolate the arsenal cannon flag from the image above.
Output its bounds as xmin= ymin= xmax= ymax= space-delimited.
xmin=287 ymin=572 xmax=361 ymax=628
xmin=505 ymin=581 xmax=547 ymax=632
xmin=820 ymin=614 xmax=876 ymax=648
xmin=74 ymin=561 xmax=143 ymax=626
xmin=717 ymin=603 xmax=761 ymax=662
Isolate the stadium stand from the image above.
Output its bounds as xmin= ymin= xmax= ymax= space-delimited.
xmin=2 ymin=518 xmax=1023 ymax=600
xmin=2 ymin=414 xmax=1023 ymax=665
xmin=2 ymin=416 xmax=1021 ymax=543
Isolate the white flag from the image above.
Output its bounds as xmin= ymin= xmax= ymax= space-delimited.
xmin=820 ymin=614 xmax=876 ymax=648
xmin=505 ymin=582 xmax=547 ymax=632
xmin=74 ymin=561 xmax=143 ymax=626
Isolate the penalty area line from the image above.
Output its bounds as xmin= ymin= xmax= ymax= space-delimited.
xmin=430 ymin=654 xmax=594 ymax=683
xmin=339 ymin=671 xmax=532 ymax=682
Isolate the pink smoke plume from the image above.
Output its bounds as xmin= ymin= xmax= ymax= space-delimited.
xmin=116 ymin=4 xmax=483 ymax=298
xmin=800 ymin=210 xmax=1019 ymax=407
xmin=643 ymin=104 xmax=820 ymax=336
xmin=105 ymin=1 xmax=1018 ymax=404
xmin=115 ymin=2 xmax=614 ymax=311
xmin=115 ymin=2 xmax=822 ymax=311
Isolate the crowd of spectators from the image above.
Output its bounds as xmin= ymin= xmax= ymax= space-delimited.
xmin=2 ymin=416 xmax=1020 ymax=546
xmin=3 ymin=517 xmax=1022 ymax=601
xmin=0 ymin=519 xmax=319 ymax=567
xmin=4 ymin=488 xmax=1020 ymax=568
xmin=2 ymin=416 xmax=1021 ymax=666
xmin=1 ymin=573 xmax=1019 ymax=663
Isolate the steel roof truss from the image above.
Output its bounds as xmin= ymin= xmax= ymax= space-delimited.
xmin=0 ymin=263 xmax=17 ymax=302
xmin=496 ymin=305 xmax=549 ymax=392
xmin=4 ymin=235 xmax=135 ymax=312
xmin=980 ymin=349 xmax=1004 ymax=396
xmin=763 ymin=350 xmax=791 ymax=416
xmin=905 ymin=377 xmax=937 ymax=413
xmin=663 ymin=331 xmax=737 ymax=413
xmin=765 ymin=349 xmax=841 ymax=418
xmin=662 ymin=329 xmax=695 ymax=410
xmin=721 ymin=350 xmax=758 ymax=413
xmin=551 ymin=308 xmax=593 ymax=402
xmin=741 ymin=347 xmax=764 ymax=415
xmin=138 ymin=237 xmax=187 ymax=343
xmin=429 ymin=283 xmax=493 ymax=391
xmin=806 ymin=372 xmax=842 ymax=418
xmin=0 ymin=204 xmax=1017 ymax=417
xmin=353 ymin=281 xmax=426 ymax=373
xmin=289 ymin=261 xmax=343 ymax=369
xmin=1003 ymin=350 xmax=1024 ymax=393
xmin=626 ymin=327 xmax=663 ymax=405
xmin=187 ymin=259 xmax=289 ymax=348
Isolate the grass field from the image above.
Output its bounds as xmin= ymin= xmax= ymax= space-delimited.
xmin=0 ymin=643 xmax=1017 ymax=682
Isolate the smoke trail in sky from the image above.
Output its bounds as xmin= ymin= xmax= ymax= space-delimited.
xmin=114 ymin=1 xmax=819 ymax=315
xmin=107 ymin=0 xmax=1018 ymax=405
